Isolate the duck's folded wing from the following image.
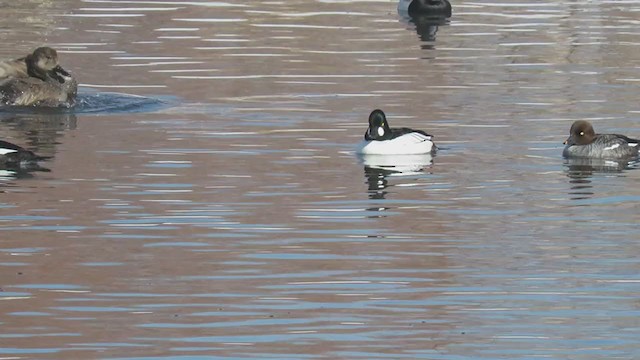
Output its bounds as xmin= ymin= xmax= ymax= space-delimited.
xmin=0 ymin=59 xmax=27 ymax=81
xmin=596 ymin=134 xmax=637 ymax=148
xmin=393 ymin=127 xmax=433 ymax=140
xmin=612 ymin=133 xmax=640 ymax=146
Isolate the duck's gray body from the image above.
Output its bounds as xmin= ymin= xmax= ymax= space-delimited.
xmin=563 ymin=134 xmax=639 ymax=159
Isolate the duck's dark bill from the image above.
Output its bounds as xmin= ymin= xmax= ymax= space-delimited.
xmin=53 ymin=65 xmax=70 ymax=77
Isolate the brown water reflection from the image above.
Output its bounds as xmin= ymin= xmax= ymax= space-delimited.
xmin=1 ymin=0 xmax=640 ymax=359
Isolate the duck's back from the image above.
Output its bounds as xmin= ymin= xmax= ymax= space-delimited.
xmin=0 ymin=58 xmax=28 ymax=81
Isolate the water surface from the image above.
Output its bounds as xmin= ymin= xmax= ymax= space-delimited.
xmin=1 ymin=1 xmax=639 ymax=359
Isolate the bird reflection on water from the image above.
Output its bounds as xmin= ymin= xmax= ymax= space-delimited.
xmin=0 ymin=111 xmax=76 ymax=179
xmin=564 ymin=157 xmax=639 ymax=201
xmin=400 ymin=14 xmax=450 ymax=48
xmin=398 ymin=1 xmax=451 ymax=49
xmin=360 ymin=153 xmax=434 ymax=201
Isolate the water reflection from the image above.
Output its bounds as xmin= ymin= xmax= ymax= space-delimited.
xmin=3 ymin=1 xmax=640 ymax=358
xmin=564 ymin=158 xmax=638 ymax=201
xmin=0 ymin=167 xmax=48 ymax=181
xmin=0 ymin=111 xmax=76 ymax=158
xmin=399 ymin=10 xmax=450 ymax=48
xmin=360 ymin=153 xmax=433 ymax=200
xmin=565 ymin=157 xmax=635 ymax=177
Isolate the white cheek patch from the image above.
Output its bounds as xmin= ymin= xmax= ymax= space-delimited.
xmin=0 ymin=148 xmax=18 ymax=155
xmin=377 ymin=127 xmax=385 ymax=137
xmin=603 ymin=143 xmax=620 ymax=151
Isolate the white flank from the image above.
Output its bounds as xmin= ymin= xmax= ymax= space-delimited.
xmin=356 ymin=132 xmax=434 ymax=155
xmin=629 ymin=143 xmax=638 ymax=147
xmin=603 ymin=143 xmax=620 ymax=151
xmin=0 ymin=148 xmax=18 ymax=155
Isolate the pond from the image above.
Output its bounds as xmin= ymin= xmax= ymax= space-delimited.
xmin=0 ymin=1 xmax=639 ymax=359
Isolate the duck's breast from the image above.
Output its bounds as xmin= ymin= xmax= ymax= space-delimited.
xmin=356 ymin=132 xmax=434 ymax=155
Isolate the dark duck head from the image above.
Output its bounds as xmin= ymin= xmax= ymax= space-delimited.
xmin=365 ymin=109 xmax=393 ymax=141
xmin=564 ymin=120 xmax=596 ymax=146
xmin=25 ymin=47 xmax=70 ymax=83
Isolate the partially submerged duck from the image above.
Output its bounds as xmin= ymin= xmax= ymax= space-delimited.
xmin=0 ymin=139 xmax=50 ymax=168
xmin=0 ymin=47 xmax=77 ymax=107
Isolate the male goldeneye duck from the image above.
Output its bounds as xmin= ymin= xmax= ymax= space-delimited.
xmin=0 ymin=139 xmax=50 ymax=168
xmin=398 ymin=0 xmax=452 ymax=18
xmin=355 ymin=109 xmax=436 ymax=155
xmin=0 ymin=47 xmax=77 ymax=107
xmin=563 ymin=120 xmax=640 ymax=159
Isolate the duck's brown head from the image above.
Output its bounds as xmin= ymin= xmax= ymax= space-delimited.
xmin=25 ymin=47 xmax=70 ymax=83
xmin=564 ymin=120 xmax=596 ymax=146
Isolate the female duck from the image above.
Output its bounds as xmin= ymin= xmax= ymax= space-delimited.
xmin=356 ymin=109 xmax=437 ymax=155
xmin=563 ymin=120 xmax=639 ymax=159
xmin=398 ymin=0 xmax=452 ymax=18
xmin=0 ymin=47 xmax=68 ymax=82
xmin=0 ymin=139 xmax=49 ymax=168
xmin=0 ymin=47 xmax=77 ymax=107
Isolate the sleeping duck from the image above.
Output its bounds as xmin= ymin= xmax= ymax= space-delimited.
xmin=0 ymin=47 xmax=77 ymax=107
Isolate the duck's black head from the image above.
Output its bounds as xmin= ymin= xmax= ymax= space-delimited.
xmin=564 ymin=120 xmax=596 ymax=146
xmin=409 ymin=0 xmax=452 ymax=18
xmin=25 ymin=47 xmax=70 ymax=83
xmin=366 ymin=109 xmax=392 ymax=141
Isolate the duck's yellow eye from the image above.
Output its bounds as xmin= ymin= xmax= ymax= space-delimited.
xmin=579 ymin=131 xmax=584 ymax=136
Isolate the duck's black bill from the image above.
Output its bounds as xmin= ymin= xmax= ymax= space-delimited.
xmin=53 ymin=65 xmax=70 ymax=77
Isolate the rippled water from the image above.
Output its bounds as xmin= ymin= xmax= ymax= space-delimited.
xmin=1 ymin=1 xmax=640 ymax=359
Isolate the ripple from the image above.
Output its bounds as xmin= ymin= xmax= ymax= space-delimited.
xmin=74 ymin=90 xmax=175 ymax=114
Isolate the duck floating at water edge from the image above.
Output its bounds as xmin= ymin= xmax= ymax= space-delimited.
xmin=563 ymin=120 xmax=640 ymax=159
xmin=356 ymin=109 xmax=437 ymax=155
xmin=0 ymin=139 xmax=50 ymax=169
xmin=0 ymin=47 xmax=77 ymax=108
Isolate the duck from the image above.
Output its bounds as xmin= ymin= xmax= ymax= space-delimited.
xmin=398 ymin=0 xmax=452 ymax=18
xmin=0 ymin=139 xmax=50 ymax=168
xmin=355 ymin=109 xmax=437 ymax=155
xmin=563 ymin=120 xmax=640 ymax=159
xmin=0 ymin=47 xmax=70 ymax=83
xmin=0 ymin=47 xmax=77 ymax=107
